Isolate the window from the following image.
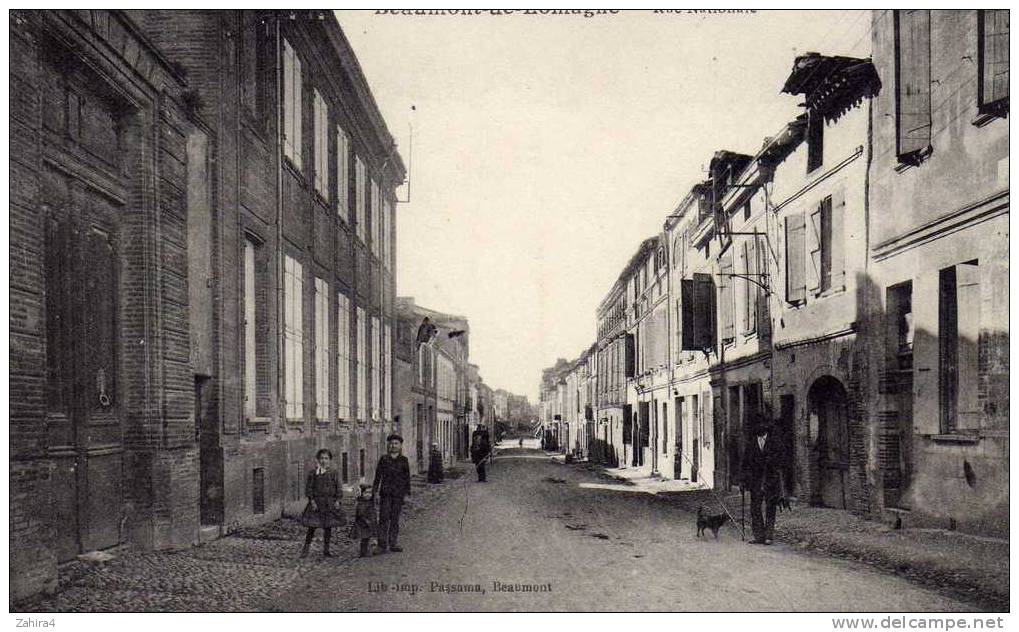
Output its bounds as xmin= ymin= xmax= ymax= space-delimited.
xmin=887 ymin=281 xmax=914 ymax=370
xmin=806 ymin=110 xmax=824 ymax=173
xmin=384 ymin=323 xmax=392 ymax=420
xmin=371 ymin=315 xmax=381 ymax=420
xmin=978 ymin=10 xmax=1009 ymax=117
xmin=355 ymin=155 xmax=366 ymax=241
xmin=384 ymin=199 xmax=394 ymax=269
xmin=742 ymin=237 xmax=758 ymax=334
xmin=939 ymin=261 xmax=980 ymax=433
xmin=662 ymin=402 xmax=668 ymax=455
xmin=894 ymin=10 xmax=932 ymax=165
xmin=243 ymin=238 xmax=259 ymax=420
xmin=336 ymin=292 xmax=351 ymax=421
xmin=680 ymin=273 xmax=716 ymax=351
xmin=337 ymin=127 xmax=350 ymax=220
xmin=719 ymin=252 xmax=735 ymax=343
xmin=359 ymin=448 xmax=366 ymax=478
xmin=356 ymin=306 xmax=367 ymax=421
xmin=808 ymin=192 xmax=846 ymax=295
xmin=282 ymin=39 xmax=302 ymax=169
xmin=370 ymin=179 xmax=381 ymax=256
xmin=314 ymin=278 xmax=329 ymax=422
xmin=785 ymin=213 xmax=807 ymax=305
xmin=743 ymin=200 xmax=752 ymax=221
xmin=341 ymin=452 xmax=349 ymax=483
xmin=312 ymin=89 xmax=329 ymax=199
xmin=283 ymin=255 xmax=304 ymax=420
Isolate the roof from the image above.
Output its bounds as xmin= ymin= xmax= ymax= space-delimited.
xmin=782 ymin=52 xmax=881 ymax=124
xmin=597 ymin=236 xmax=660 ymax=315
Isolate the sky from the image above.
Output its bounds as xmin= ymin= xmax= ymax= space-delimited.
xmin=336 ymin=9 xmax=870 ymax=402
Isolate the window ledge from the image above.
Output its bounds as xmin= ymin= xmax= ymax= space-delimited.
xmin=929 ymin=433 xmax=980 ymax=445
xmin=813 ymin=286 xmax=846 ymax=301
xmin=247 ymin=416 xmax=272 ymax=426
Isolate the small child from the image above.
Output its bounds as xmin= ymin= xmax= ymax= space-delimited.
xmin=348 ymin=483 xmax=378 ymax=557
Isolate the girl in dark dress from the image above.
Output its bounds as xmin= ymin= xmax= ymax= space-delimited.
xmin=348 ymin=483 xmax=378 ymax=557
xmin=300 ymin=448 xmax=345 ymax=558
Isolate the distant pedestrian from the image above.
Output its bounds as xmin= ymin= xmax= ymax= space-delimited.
xmin=300 ymin=448 xmax=345 ymax=558
xmin=470 ymin=431 xmax=491 ymax=482
xmin=742 ymin=413 xmax=788 ymax=545
xmin=348 ymin=483 xmax=377 ymax=558
xmin=427 ymin=442 xmax=444 ymax=483
xmin=372 ymin=433 xmax=411 ymax=554
xmin=519 ymin=437 xmax=524 ymax=448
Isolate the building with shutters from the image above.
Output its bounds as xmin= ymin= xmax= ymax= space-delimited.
xmin=10 ymin=10 xmax=406 ymax=600
xmin=863 ymin=10 xmax=1008 ymax=536
xmin=594 ymin=271 xmax=628 ymax=466
xmin=665 ymin=184 xmax=718 ymax=487
xmin=129 ymin=9 xmax=404 ymax=533
xmin=766 ymin=50 xmax=879 ymax=512
xmin=9 ymin=9 xmax=201 ymax=601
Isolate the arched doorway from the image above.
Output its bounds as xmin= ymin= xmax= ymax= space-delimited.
xmin=808 ymin=376 xmax=850 ymax=509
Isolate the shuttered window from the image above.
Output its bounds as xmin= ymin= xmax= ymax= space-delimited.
xmin=829 ymin=189 xmax=846 ymax=291
xmin=282 ymin=39 xmax=302 ymax=169
xmin=283 ymin=255 xmax=304 ymax=420
xmin=979 ymin=10 xmax=1009 ymax=115
xmin=894 ymin=10 xmax=932 ymax=164
xmin=243 ymin=239 xmax=257 ymax=420
xmin=337 ymin=127 xmax=350 ymax=221
xmin=785 ymin=213 xmax=807 ymax=304
xmin=354 ymin=156 xmax=366 ymax=242
xmin=743 ymin=237 xmax=758 ymax=333
xmin=336 ymin=292 xmax=351 ymax=421
xmin=939 ymin=261 xmax=981 ymax=433
xmin=312 ymin=89 xmax=329 ymax=200
xmin=356 ymin=306 xmax=367 ymax=421
xmin=314 ymin=278 xmax=329 ymax=422
xmin=719 ymin=252 xmax=735 ymax=342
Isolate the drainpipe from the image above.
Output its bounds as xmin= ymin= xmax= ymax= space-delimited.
xmin=274 ymin=16 xmax=285 ymax=431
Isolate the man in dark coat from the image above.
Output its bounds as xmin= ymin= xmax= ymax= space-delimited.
xmin=470 ymin=430 xmax=491 ymax=482
xmin=372 ymin=433 xmax=411 ymax=554
xmin=742 ymin=413 xmax=788 ymax=545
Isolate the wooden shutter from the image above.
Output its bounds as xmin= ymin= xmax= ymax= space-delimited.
xmin=981 ymin=10 xmax=1010 ymax=109
xmin=808 ymin=204 xmax=822 ymax=293
xmin=680 ymin=278 xmax=696 ymax=350
xmin=955 ymin=262 xmax=981 ymax=430
xmin=282 ymin=41 xmax=295 ymax=160
xmin=745 ymin=237 xmax=757 ymax=332
xmin=830 ymin=189 xmax=846 ymax=290
xmin=624 ymin=333 xmax=635 ymax=378
xmin=895 ymin=10 xmax=932 ymax=162
xmin=786 ymin=213 xmax=806 ymax=304
xmin=694 ymin=272 xmax=716 ymax=350
xmin=719 ymin=253 xmax=734 ymax=341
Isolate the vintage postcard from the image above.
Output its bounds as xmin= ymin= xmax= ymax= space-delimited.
xmin=7 ymin=7 xmax=1009 ymax=622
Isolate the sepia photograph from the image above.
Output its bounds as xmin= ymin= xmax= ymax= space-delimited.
xmin=6 ymin=6 xmax=1010 ymax=623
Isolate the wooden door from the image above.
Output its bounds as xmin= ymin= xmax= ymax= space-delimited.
xmin=45 ymin=210 xmax=123 ymax=560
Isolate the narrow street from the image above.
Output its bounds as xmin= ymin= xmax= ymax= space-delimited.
xmin=277 ymin=443 xmax=979 ymax=612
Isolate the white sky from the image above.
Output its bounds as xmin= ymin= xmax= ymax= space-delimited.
xmin=336 ymin=9 xmax=870 ymax=401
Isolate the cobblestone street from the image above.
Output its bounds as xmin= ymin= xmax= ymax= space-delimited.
xmin=21 ymin=446 xmax=991 ymax=612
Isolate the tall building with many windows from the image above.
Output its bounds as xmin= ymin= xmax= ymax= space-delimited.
xmin=9 ymin=10 xmax=405 ymax=600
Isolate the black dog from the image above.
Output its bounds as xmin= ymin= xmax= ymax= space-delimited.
xmin=696 ymin=506 xmax=731 ymax=539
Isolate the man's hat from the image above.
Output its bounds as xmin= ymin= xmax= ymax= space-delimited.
xmin=750 ymin=413 xmax=773 ymax=435
xmin=387 ymin=433 xmax=404 ymax=443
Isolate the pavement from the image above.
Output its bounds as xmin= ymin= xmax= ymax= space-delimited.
xmin=584 ymin=460 xmax=1010 ymax=612
xmin=16 ymin=445 xmax=998 ymax=612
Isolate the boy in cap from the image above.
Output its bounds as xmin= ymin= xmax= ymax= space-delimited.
xmin=372 ymin=433 xmax=411 ymax=553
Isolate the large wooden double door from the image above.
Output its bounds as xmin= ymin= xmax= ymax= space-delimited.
xmin=45 ymin=202 xmax=123 ymax=562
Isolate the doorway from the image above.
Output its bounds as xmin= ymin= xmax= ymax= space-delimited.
xmin=808 ymin=376 xmax=850 ymax=509
xmin=196 ymin=375 xmax=223 ymax=526
xmin=674 ymin=397 xmax=684 ymax=479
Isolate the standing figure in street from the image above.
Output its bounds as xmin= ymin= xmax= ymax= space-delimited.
xmin=427 ymin=442 xmax=444 ymax=484
xmin=373 ymin=433 xmax=411 ymax=554
xmin=348 ymin=482 xmax=378 ymax=558
xmin=299 ymin=448 xmax=345 ymax=558
xmin=519 ymin=437 xmax=524 ymax=449
xmin=470 ymin=428 xmax=491 ymax=482
xmin=742 ymin=413 xmax=788 ymax=545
